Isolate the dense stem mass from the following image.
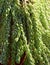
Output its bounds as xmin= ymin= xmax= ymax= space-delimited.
xmin=0 ymin=0 xmax=50 ymax=65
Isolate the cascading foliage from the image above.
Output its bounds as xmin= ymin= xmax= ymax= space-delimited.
xmin=0 ymin=0 xmax=50 ymax=65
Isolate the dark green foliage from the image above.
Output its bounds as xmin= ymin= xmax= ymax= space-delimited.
xmin=0 ymin=0 xmax=50 ymax=65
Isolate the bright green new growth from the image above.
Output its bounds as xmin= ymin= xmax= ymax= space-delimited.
xmin=0 ymin=0 xmax=50 ymax=65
